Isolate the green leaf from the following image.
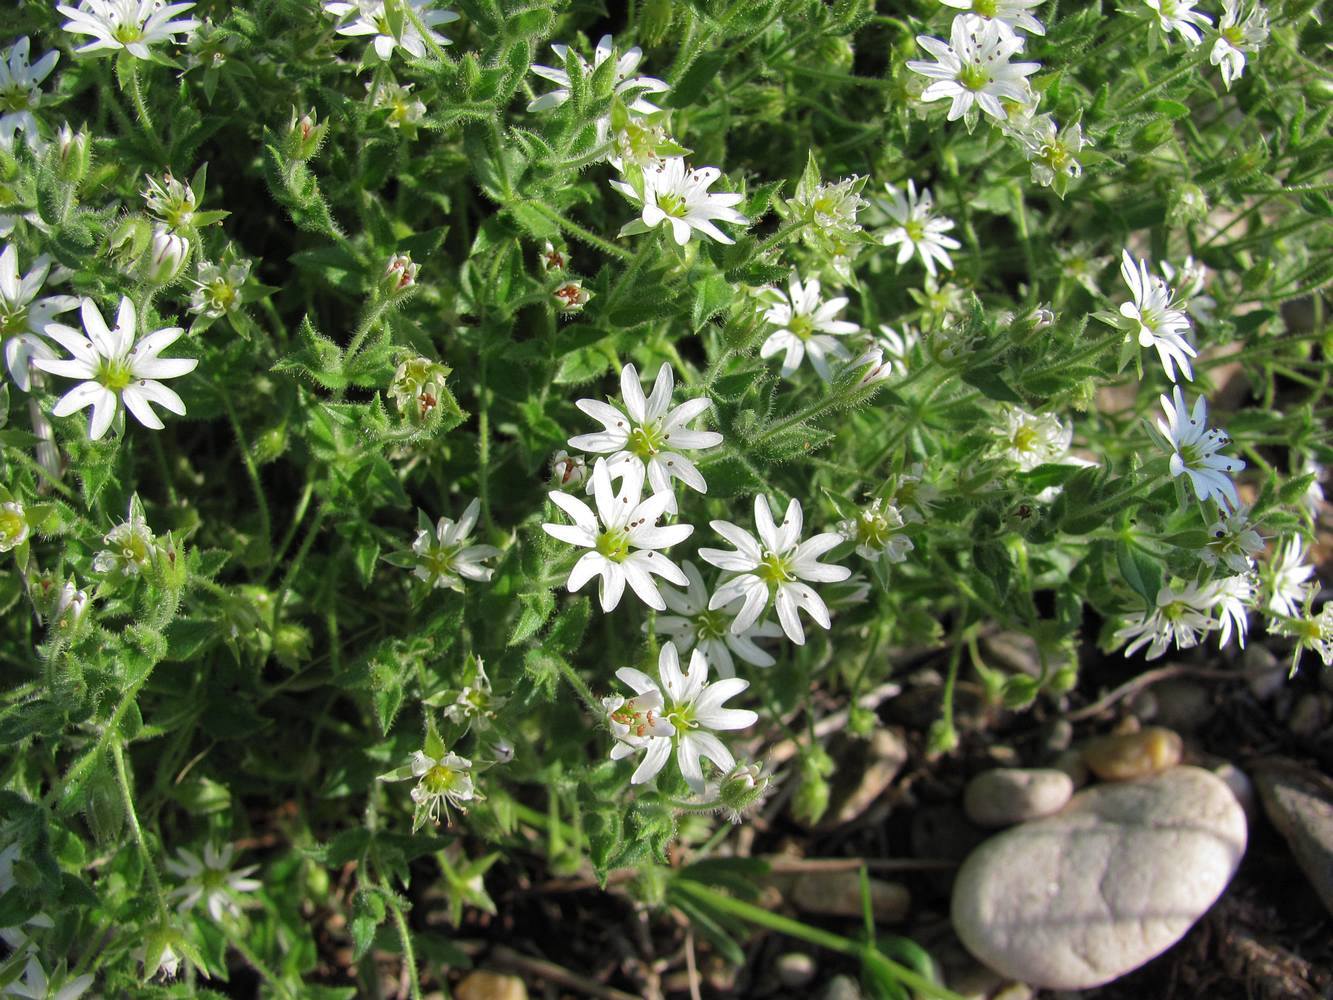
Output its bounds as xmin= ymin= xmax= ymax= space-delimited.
xmin=1116 ymin=540 xmax=1162 ymax=606
xmin=960 ymin=366 xmax=1023 ymax=403
xmin=509 ymin=590 xmax=554 ymax=646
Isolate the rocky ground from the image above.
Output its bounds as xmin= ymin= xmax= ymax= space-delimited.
xmin=375 ymin=620 xmax=1333 ymax=1000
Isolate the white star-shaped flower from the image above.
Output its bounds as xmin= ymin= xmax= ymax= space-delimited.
xmin=699 ymin=495 xmax=851 ymax=645
xmin=322 ymin=0 xmax=459 ymax=61
xmin=0 ymin=244 xmax=79 ymax=392
xmin=1156 ymin=387 xmax=1244 ymax=510
xmin=36 ymin=296 xmax=197 ymax=441
xmin=938 ymin=0 xmax=1047 ymax=36
xmin=907 ymin=15 xmax=1040 ymax=123
xmin=165 ymin=842 xmax=261 ymax=923
xmin=758 ymin=271 xmax=858 ymax=381
xmin=1114 ymin=580 xmax=1216 ymax=659
xmin=408 ymin=498 xmax=501 ymax=591
xmin=1263 ymin=536 xmax=1315 ymax=617
xmin=1144 ymin=0 xmax=1213 ymax=46
xmin=607 ymin=643 xmax=757 ymax=792
xmin=568 ymin=362 xmax=722 ymax=511
xmin=1210 ymin=0 xmax=1268 ymax=88
xmin=611 ymin=157 xmax=749 ymax=246
xmin=874 ymin=180 xmax=961 ymax=277
xmin=527 ymin=33 xmax=669 ymax=116
xmin=651 ymin=561 xmax=784 ymax=678
xmin=1119 ymin=249 xmax=1197 ymax=382
xmin=0 ymin=37 xmax=59 ymax=152
xmin=542 ymin=457 xmax=692 ymax=612
xmin=58 ymin=0 xmax=199 ymax=60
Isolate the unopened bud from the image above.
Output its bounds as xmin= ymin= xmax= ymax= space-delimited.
xmin=0 ymin=500 xmax=29 ymax=552
xmin=718 ymin=762 xmax=769 ymax=821
xmin=550 ymin=449 xmax=588 ymax=489
xmin=285 ymin=107 xmax=328 ymax=161
xmin=146 ymin=226 xmax=190 ymax=285
xmin=53 ymin=124 xmax=92 ymax=184
xmin=381 ymin=252 xmax=419 ymax=298
xmin=552 ymin=279 xmax=590 ymax=314
xmin=538 ymin=241 xmax=567 ymax=274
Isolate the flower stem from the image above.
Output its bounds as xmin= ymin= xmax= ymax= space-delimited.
xmin=122 ymin=58 xmax=164 ymax=159
xmin=522 ymin=201 xmax=634 ymax=261
xmin=222 ymin=925 xmax=295 ymax=999
xmin=216 ymin=381 xmax=273 ymax=562
xmin=111 ymin=740 xmax=170 ymax=920
xmin=386 ymin=894 xmax=424 ymax=1000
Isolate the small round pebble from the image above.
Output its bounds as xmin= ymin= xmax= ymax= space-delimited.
xmin=776 ymin=952 xmax=817 ymax=989
xmin=952 ymin=766 xmax=1246 ymax=990
xmin=1081 ymin=726 xmax=1182 ymax=781
xmin=963 ymin=768 xmax=1074 ymax=828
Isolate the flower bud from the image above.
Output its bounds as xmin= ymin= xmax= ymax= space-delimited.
xmin=1168 ymin=183 xmax=1208 ymax=226
xmin=53 ymin=124 xmax=92 ymax=184
xmin=47 ymin=579 xmax=91 ymax=630
xmin=538 ymin=241 xmax=567 ymax=274
xmin=146 ymin=226 xmax=190 ymax=285
xmin=718 ymin=762 xmax=770 ymax=821
xmin=142 ymin=172 xmax=196 ymax=230
xmin=283 ymin=107 xmax=328 ymax=161
xmin=381 ymin=252 xmax=419 ymax=298
xmin=549 ymin=449 xmax=588 ymax=489
xmin=389 ymin=355 xmax=451 ymax=422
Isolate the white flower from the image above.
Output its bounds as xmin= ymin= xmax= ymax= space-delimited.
xmin=35 ymin=296 xmax=197 ymax=441
xmin=552 ymin=278 xmax=591 ymax=313
xmin=527 ymin=33 xmax=669 ymax=121
xmin=1114 ymin=580 xmax=1216 ymax=659
xmin=47 ymin=579 xmax=91 ymax=630
xmin=567 ymin=363 xmax=722 ymax=510
xmin=1273 ymin=605 xmax=1333 ymax=671
xmin=759 ymin=271 xmax=859 ymax=380
xmin=409 ymin=498 xmax=501 ymax=591
xmin=1205 ymin=574 xmax=1254 ymax=649
xmin=442 ymin=658 xmax=503 ymax=728
xmin=1144 ymin=0 xmax=1213 ymax=46
xmin=607 ymin=643 xmax=757 ymax=792
xmin=1156 ymin=387 xmax=1244 ymax=510
xmin=165 ymin=843 xmax=261 ymax=923
xmin=367 ymin=79 xmax=426 ymax=127
xmin=611 ymin=157 xmax=749 ymax=246
xmin=189 ymin=258 xmax=251 ymax=318
xmin=93 ymin=498 xmax=158 ymax=578
xmin=1119 ymin=249 xmax=1197 ymax=382
xmin=0 ymin=244 xmax=79 ymax=392
xmin=142 ymin=172 xmax=196 ymax=231
xmin=876 ymin=323 xmax=921 ymax=371
xmin=408 ymin=750 xmax=475 ymax=824
xmin=938 ymin=0 xmax=1047 ymax=35
xmin=651 ymin=561 xmax=784 ymax=678
xmin=998 ymin=406 xmax=1073 ymax=471
xmin=1300 ymin=458 xmax=1324 ymax=520
xmin=1160 ymin=256 xmax=1216 ymax=325
xmin=58 ymin=0 xmax=199 ymax=60
xmin=1211 ymin=0 xmax=1269 ymax=88
xmin=549 ymin=449 xmax=588 ymax=489
xmin=907 ymin=15 xmax=1040 ymax=123
xmin=322 ymin=0 xmax=459 ymax=61
xmin=789 ymin=175 xmax=868 ymax=243
xmin=1262 ymin=537 xmax=1315 ymax=617
xmin=542 ymin=457 xmax=692 ymax=612
xmin=1013 ymin=115 xmax=1091 ymax=188
xmin=146 ymin=226 xmax=189 ymax=284
xmin=700 ymin=495 xmax=851 ymax=645
xmin=1200 ymin=505 xmax=1264 ymax=573
xmin=0 ymin=501 xmax=28 ymax=553
xmin=0 ymin=844 xmax=54 ymax=950
xmin=0 ymin=38 xmax=59 ymax=151
xmin=838 ymin=499 xmax=915 ymax=563
xmin=874 ymin=180 xmax=961 ymax=278
xmin=4 ymin=956 xmax=93 ymax=1000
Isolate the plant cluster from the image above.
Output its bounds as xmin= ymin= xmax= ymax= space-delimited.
xmin=0 ymin=0 xmax=1328 ymax=995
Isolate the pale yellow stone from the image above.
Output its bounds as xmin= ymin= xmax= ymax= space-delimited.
xmin=1081 ymin=726 xmax=1182 ymax=781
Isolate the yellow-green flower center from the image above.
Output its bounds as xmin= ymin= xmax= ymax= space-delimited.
xmin=695 ymin=608 xmax=729 ymax=642
xmin=113 ymin=23 xmax=144 ymax=44
xmin=788 ymin=313 xmax=816 ymax=341
xmin=423 ymin=763 xmax=462 ymax=796
xmin=755 ymin=551 xmax=794 ymax=586
xmin=596 ymin=527 xmax=631 ymax=562
xmin=974 ymin=0 xmax=999 ymax=15
xmin=657 ymin=192 xmax=687 ymax=218
xmin=96 ymin=357 xmax=134 ymax=393
xmin=628 ymin=422 xmax=666 ymax=459
xmin=0 ymin=306 xmax=29 ymax=338
xmin=0 ymin=87 xmax=32 ymax=114
xmin=423 ymin=543 xmax=460 ymax=579
xmin=1012 ymin=425 xmax=1038 ymax=453
xmin=904 ymin=219 xmax=926 ymax=243
xmin=959 ymin=64 xmax=990 ymax=92
xmin=0 ymin=505 xmax=27 ymax=546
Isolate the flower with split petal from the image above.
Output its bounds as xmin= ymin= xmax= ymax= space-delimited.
xmin=651 ymin=561 xmax=783 ymax=678
xmin=5 ymin=955 xmax=93 ymax=1000
xmin=1211 ymin=0 xmax=1268 ymax=88
xmin=568 ymin=363 xmax=722 ymax=512
xmin=0 ymin=37 xmax=59 ymax=152
xmin=1205 ymin=574 xmax=1254 ymax=649
xmin=607 ymin=643 xmax=757 ymax=792
xmin=611 ymin=157 xmax=749 ymax=246
xmin=1262 ymin=536 xmax=1314 ymax=617
xmin=35 ymin=296 xmax=197 ymax=441
xmin=938 ymin=0 xmax=1047 ymax=35
xmin=58 ymin=0 xmax=199 ymax=60
xmin=907 ymin=15 xmax=1040 ymax=124
xmin=1144 ymin=0 xmax=1213 ymax=46
xmin=165 ymin=842 xmax=261 ymax=923
xmin=408 ymin=498 xmax=501 ymax=591
xmin=321 ymin=0 xmax=458 ymax=62
xmin=759 ymin=271 xmax=858 ymax=381
xmin=0 ymin=244 xmax=78 ymax=392
xmin=527 ymin=33 xmax=669 ymax=124
xmin=1119 ymin=249 xmax=1197 ymax=382
xmin=1155 ymin=387 xmax=1244 ymax=510
xmin=874 ymin=180 xmax=961 ymax=277
xmin=1114 ymin=580 xmax=1216 ymax=659
xmin=542 ymin=458 xmax=692 ymax=612
xmin=699 ymin=495 xmax=851 ymax=645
